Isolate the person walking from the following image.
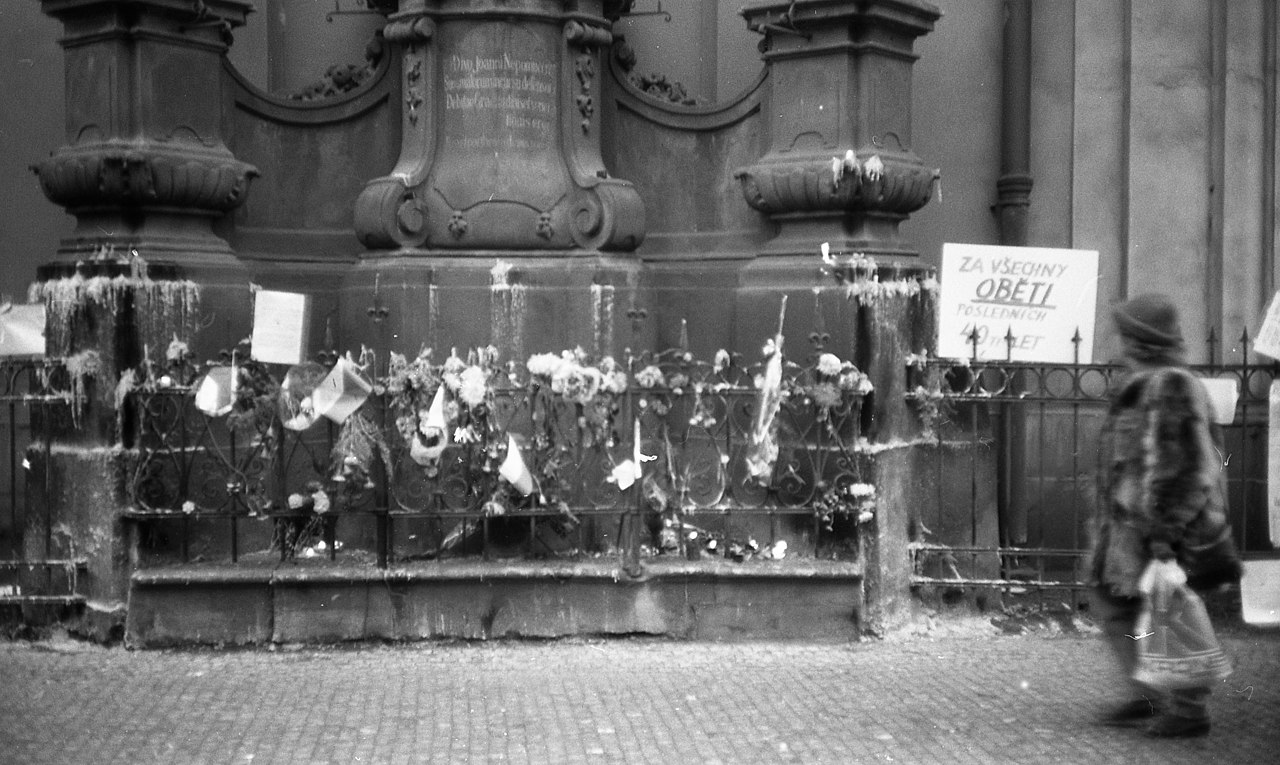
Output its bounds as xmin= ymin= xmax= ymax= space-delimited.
xmin=1090 ymin=293 xmax=1242 ymax=738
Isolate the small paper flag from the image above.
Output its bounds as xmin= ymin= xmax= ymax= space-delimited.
xmin=498 ymin=433 xmax=534 ymax=496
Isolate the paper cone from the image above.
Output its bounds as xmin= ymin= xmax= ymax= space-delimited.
xmin=498 ymin=433 xmax=534 ymax=496
xmin=194 ymin=366 xmax=237 ymax=417
xmin=423 ymin=385 xmax=448 ymax=432
xmin=312 ymin=356 xmax=373 ymax=424
xmin=409 ymin=386 xmax=449 ymax=467
xmin=0 ymin=303 xmax=46 ymax=357
xmin=1201 ymin=378 xmax=1239 ymax=425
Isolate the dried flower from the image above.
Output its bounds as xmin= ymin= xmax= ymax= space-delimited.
xmin=458 ymin=366 xmax=488 ymax=407
xmin=442 ymin=351 xmax=466 ymax=391
xmin=555 ymin=363 xmax=602 ymax=404
xmin=810 ymin=382 xmax=841 ymax=409
xmin=166 ymin=336 xmax=189 ymax=362
xmin=635 ymin=365 xmax=665 ymax=389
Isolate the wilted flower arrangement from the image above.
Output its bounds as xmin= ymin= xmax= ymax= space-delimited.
xmin=127 ymin=334 xmax=880 ymax=563
xmin=813 ymin=481 xmax=877 ymax=533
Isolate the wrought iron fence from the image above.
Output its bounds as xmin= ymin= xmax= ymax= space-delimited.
xmin=126 ymin=348 xmax=875 ymax=569
xmin=0 ymin=359 xmax=85 ymax=607
xmin=906 ymin=331 xmax=1278 ymax=598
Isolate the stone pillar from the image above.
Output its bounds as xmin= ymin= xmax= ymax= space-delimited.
xmin=345 ymin=0 xmax=649 ymax=361
xmin=26 ymin=0 xmax=250 ymax=638
xmin=31 ymin=0 xmax=258 ymax=270
xmin=733 ymin=0 xmax=941 ymax=259
xmin=726 ymin=1 xmax=943 ymax=635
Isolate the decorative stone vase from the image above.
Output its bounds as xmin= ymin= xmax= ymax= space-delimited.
xmin=733 ymin=0 xmax=941 ymax=259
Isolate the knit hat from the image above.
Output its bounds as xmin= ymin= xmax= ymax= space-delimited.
xmin=1112 ymin=293 xmax=1184 ymax=348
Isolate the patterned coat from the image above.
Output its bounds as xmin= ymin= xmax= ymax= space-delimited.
xmin=1091 ymin=366 xmax=1241 ymax=597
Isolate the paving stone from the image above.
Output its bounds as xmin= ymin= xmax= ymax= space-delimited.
xmin=0 ymin=629 xmax=1277 ymax=764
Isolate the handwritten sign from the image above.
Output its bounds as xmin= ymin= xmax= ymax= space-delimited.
xmin=1253 ymin=291 xmax=1280 ymax=361
xmin=938 ymin=243 xmax=1099 ymax=363
xmin=251 ymin=290 xmax=311 ymax=365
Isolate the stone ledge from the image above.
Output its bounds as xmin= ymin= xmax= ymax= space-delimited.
xmin=131 ymin=557 xmax=864 ymax=585
xmin=126 ymin=559 xmax=865 ymax=646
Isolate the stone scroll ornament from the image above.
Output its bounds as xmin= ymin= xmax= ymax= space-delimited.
xmin=355 ymin=0 xmax=645 ymax=252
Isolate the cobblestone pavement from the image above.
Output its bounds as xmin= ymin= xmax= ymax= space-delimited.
xmin=1 ymin=625 xmax=1277 ymax=764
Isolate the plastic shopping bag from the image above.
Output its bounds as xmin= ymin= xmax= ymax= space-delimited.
xmin=1132 ymin=561 xmax=1232 ymax=690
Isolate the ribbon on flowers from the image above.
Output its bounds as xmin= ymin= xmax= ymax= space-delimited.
xmin=608 ymin=418 xmax=657 ymax=491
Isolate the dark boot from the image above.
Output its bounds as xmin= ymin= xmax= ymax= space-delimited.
xmin=1098 ymin=698 xmax=1160 ymax=726
xmin=1146 ymin=715 xmax=1211 ymax=738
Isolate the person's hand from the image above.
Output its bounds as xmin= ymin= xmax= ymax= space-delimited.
xmin=1137 ymin=559 xmax=1187 ymax=595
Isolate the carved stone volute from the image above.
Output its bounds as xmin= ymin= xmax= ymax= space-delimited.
xmin=734 ymin=0 xmax=941 ymax=258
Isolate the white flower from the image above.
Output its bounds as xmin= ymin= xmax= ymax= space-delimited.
xmin=856 ymin=376 xmax=875 ymax=395
xmin=863 ymin=155 xmax=884 ymax=182
xmin=830 ymin=156 xmax=843 ymax=187
xmin=181 ymin=500 xmax=196 ymax=514
xmin=635 ymin=365 xmax=665 ymax=389
xmin=442 ymin=351 xmax=466 ymax=391
xmin=287 ymin=493 xmax=308 ymax=510
xmin=458 ymin=366 xmax=488 ymax=407
xmin=555 ymin=363 xmax=602 ymax=404
xmin=817 ymin=353 xmax=842 ymax=376
xmin=601 ymin=370 xmax=628 ymax=395
xmin=848 ymin=483 xmax=876 ymax=498
xmin=311 ymin=490 xmax=331 ymax=514
xmin=453 ymin=426 xmax=479 ymax=444
xmin=713 ymin=348 xmax=731 ymax=373
xmin=527 ymin=352 xmax=564 ymax=378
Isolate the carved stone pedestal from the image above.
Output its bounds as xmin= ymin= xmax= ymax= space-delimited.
xmin=733 ymin=0 xmax=941 ymax=259
xmin=354 ymin=0 xmax=644 ymax=252
xmin=32 ymin=0 xmax=258 ymax=268
xmin=348 ymin=0 xmax=647 ymax=361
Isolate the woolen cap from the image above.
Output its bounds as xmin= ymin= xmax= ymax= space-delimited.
xmin=1113 ymin=293 xmax=1184 ymax=348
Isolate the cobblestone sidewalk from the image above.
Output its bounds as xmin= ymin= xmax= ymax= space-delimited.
xmin=1 ymin=626 xmax=1277 ymax=764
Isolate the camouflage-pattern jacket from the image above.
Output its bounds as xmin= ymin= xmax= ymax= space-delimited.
xmin=1091 ymin=366 xmax=1241 ymax=597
